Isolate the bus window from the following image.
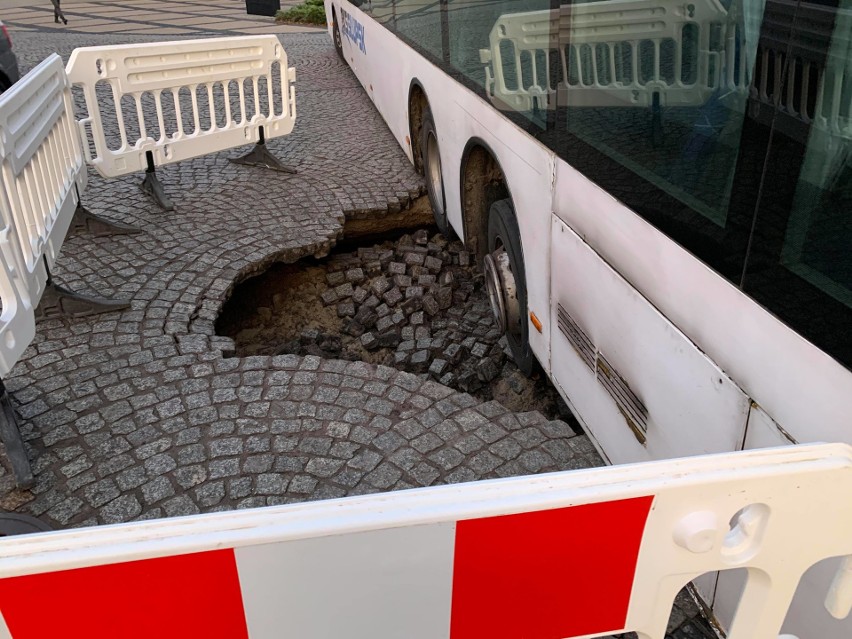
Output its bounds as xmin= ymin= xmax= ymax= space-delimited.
xmin=744 ymin=0 xmax=852 ymax=369
xmin=551 ymin=0 xmax=760 ymax=228
xmin=381 ymin=0 xmax=445 ymax=63
xmin=781 ymin=10 xmax=852 ymax=310
xmin=447 ymin=1 xmax=553 ymax=129
xmin=467 ymin=0 xmax=780 ymax=284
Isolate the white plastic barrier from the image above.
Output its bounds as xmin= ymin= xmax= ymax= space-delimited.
xmin=0 ymin=54 xmax=86 ymax=376
xmin=0 ymin=443 xmax=850 ymax=638
xmin=480 ymin=0 xmax=742 ymax=111
xmin=0 ymin=193 xmax=35 ymax=379
xmin=65 ymin=35 xmax=297 ymax=178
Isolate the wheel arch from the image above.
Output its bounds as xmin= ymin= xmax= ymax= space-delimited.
xmin=458 ymin=137 xmax=514 ymax=259
xmin=407 ymin=79 xmax=431 ymax=174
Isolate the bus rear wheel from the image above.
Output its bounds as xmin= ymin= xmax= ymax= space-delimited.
xmin=484 ymin=199 xmax=535 ymax=376
xmin=420 ymin=108 xmax=450 ymax=236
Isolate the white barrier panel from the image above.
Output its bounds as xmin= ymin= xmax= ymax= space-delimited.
xmin=0 ymin=192 xmax=35 ymax=379
xmin=0 ymin=443 xmax=850 ymax=638
xmin=0 ymin=53 xmax=86 ymax=376
xmin=480 ymin=0 xmax=741 ymax=111
xmin=65 ymin=35 xmax=297 ymax=178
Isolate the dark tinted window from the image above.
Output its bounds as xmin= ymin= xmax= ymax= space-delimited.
xmin=475 ymin=0 xmax=780 ymax=282
xmin=743 ymin=0 xmax=852 ymax=367
xmin=373 ymin=0 xmax=445 ymax=62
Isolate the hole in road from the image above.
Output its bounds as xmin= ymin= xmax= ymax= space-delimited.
xmin=216 ymin=228 xmax=576 ymax=421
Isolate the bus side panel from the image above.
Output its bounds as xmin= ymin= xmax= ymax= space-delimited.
xmin=331 ymin=2 xmax=556 ymax=371
xmin=552 ymin=160 xmax=852 ymax=448
xmin=330 ymin=1 xmax=370 ymax=88
xmin=327 ymin=2 xmax=411 ymax=167
xmin=744 ymin=403 xmax=796 ymax=449
xmin=549 ymin=216 xmax=750 ymax=464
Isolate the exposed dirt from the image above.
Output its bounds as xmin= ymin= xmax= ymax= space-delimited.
xmin=216 ymin=229 xmax=579 ymax=422
xmin=343 ymin=193 xmax=435 ymax=240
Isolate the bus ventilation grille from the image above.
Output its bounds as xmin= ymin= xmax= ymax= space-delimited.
xmin=557 ymin=304 xmax=649 ymax=444
xmin=556 ymin=304 xmax=595 ymax=371
xmin=596 ymin=353 xmax=648 ymax=444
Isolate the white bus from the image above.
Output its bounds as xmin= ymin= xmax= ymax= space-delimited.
xmin=325 ymin=0 xmax=852 ymax=634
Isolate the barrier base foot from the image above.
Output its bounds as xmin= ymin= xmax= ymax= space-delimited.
xmin=140 ymin=171 xmax=174 ymax=211
xmin=230 ymin=142 xmax=297 ymax=174
xmin=36 ymin=282 xmax=131 ymax=320
xmin=0 ymin=388 xmax=33 ymax=489
xmin=72 ymin=203 xmax=141 ymax=237
xmin=0 ymin=513 xmax=51 ymax=535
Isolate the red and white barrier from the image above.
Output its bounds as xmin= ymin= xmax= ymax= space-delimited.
xmin=0 ymin=443 xmax=850 ymax=638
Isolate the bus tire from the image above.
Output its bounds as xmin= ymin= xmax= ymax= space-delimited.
xmin=332 ymin=8 xmax=344 ymax=60
xmin=485 ymin=199 xmax=535 ymax=376
xmin=420 ymin=108 xmax=450 ymax=236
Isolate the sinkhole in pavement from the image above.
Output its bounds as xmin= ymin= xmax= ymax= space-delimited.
xmin=215 ymin=228 xmax=575 ymax=421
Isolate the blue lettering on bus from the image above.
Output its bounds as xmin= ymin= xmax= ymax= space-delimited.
xmin=340 ymin=8 xmax=366 ymax=54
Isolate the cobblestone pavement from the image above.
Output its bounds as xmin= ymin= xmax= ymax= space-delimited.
xmin=0 ymin=30 xmax=601 ymax=528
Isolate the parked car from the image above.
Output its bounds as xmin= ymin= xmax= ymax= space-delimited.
xmin=0 ymin=20 xmax=20 ymax=94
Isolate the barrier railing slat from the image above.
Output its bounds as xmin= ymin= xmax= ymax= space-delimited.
xmin=0 ymin=190 xmax=36 ymax=380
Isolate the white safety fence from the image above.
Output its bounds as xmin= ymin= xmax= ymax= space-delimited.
xmin=65 ymin=35 xmax=297 ymax=178
xmin=0 ymin=443 xmax=849 ymax=638
xmin=0 ymin=205 xmax=35 ymax=381
xmin=0 ymin=54 xmax=86 ymax=378
xmin=480 ymin=0 xmax=745 ymax=111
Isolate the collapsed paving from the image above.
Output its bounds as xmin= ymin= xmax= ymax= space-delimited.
xmin=218 ymin=227 xmax=570 ymax=418
xmin=309 ymin=230 xmax=490 ymax=379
